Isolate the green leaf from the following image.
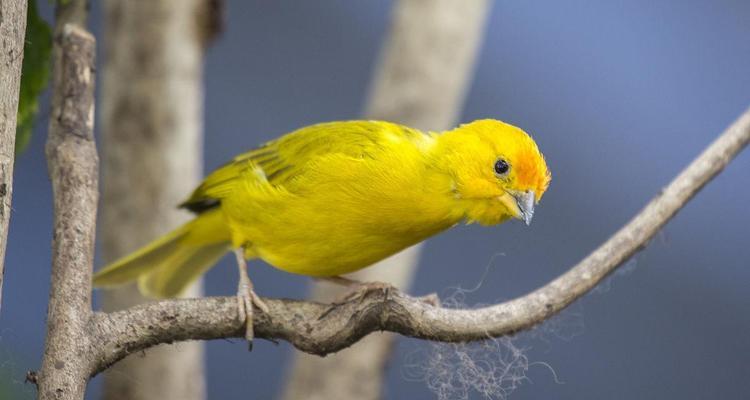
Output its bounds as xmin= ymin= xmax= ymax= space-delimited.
xmin=16 ymin=0 xmax=52 ymax=154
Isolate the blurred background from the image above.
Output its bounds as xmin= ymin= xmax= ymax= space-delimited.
xmin=2 ymin=0 xmax=750 ymax=399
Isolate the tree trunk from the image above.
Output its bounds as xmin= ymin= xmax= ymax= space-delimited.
xmin=281 ymin=1 xmax=491 ymax=399
xmin=98 ymin=1 xmax=218 ymax=399
xmin=0 ymin=0 xmax=27 ymax=315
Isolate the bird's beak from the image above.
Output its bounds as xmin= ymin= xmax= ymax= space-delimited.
xmin=499 ymin=190 xmax=536 ymax=225
xmin=513 ymin=190 xmax=535 ymax=225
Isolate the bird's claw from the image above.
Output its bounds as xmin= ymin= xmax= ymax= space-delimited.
xmin=318 ymin=280 xmax=395 ymax=320
xmin=236 ymin=284 xmax=254 ymax=350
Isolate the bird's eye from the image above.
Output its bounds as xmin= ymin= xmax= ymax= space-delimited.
xmin=494 ymin=158 xmax=510 ymax=176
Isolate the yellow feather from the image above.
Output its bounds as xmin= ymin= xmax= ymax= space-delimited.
xmin=92 ymin=228 xmax=189 ymax=287
xmin=93 ymin=209 xmax=230 ymax=297
xmin=138 ymin=241 xmax=229 ymax=298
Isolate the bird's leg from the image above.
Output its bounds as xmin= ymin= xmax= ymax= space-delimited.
xmin=234 ymin=248 xmax=268 ymax=350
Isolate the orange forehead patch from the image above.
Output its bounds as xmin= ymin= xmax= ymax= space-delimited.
xmin=513 ymin=145 xmax=550 ymax=198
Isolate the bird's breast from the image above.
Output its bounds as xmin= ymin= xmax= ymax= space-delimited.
xmin=223 ymin=145 xmax=459 ymax=276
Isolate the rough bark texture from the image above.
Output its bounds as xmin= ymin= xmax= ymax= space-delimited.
xmin=0 ymin=0 xmax=27 ymax=315
xmin=282 ymin=1 xmax=491 ymax=399
xmin=88 ymin=105 xmax=750 ymax=377
xmin=38 ymin=23 xmax=96 ymax=400
xmin=98 ymin=1 xmax=213 ymax=399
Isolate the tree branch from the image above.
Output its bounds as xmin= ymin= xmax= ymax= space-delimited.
xmin=89 ymin=106 xmax=750 ymax=376
xmin=37 ymin=23 xmax=97 ymax=400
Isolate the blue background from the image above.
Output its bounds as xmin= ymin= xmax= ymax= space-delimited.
xmin=2 ymin=1 xmax=749 ymax=399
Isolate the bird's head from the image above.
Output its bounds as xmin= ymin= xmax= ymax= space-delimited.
xmin=434 ymin=119 xmax=550 ymax=226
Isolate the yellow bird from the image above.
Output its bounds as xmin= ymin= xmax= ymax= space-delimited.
xmin=93 ymin=119 xmax=550 ymax=343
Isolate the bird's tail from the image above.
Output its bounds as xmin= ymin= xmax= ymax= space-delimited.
xmin=93 ymin=209 xmax=232 ymax=298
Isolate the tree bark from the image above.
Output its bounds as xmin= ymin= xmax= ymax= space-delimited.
xmin=281 ymin=1 xmax=491 ymax=399
xmin=98 ymin=1 xmax=218 ymax=399
xmin=0 ymin=0 xmax=27 ymax=315
xmin=37 ymin=21 xmax=96 ymax=400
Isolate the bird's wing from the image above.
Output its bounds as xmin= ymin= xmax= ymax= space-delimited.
xmin=179 ymin=120 xmax=426 ymax=213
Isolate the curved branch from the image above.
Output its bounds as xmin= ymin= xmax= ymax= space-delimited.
xmin=91 ymin=106 xmax=750 ymax=376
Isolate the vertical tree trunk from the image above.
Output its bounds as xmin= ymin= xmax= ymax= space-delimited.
xmin=281 ymin=1 xmax=491 ymax=399
xmin=0 ymin=0 xmax=28 ymax=314
xmin=38 ymin=19 xmax=96 ymax=400
xmin=99 ymin=1 xmax=218 ymax=399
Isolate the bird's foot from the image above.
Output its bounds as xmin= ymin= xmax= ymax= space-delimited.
xmin=235 ymin=249 xmax=268 ymax=351
xmin=317 ymin=277 xmax=395 ymax=320
xmin=236 ymin=283 xmax=269 ymax=351
xmin=338 ymin=280 xmax=394 ymax=303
